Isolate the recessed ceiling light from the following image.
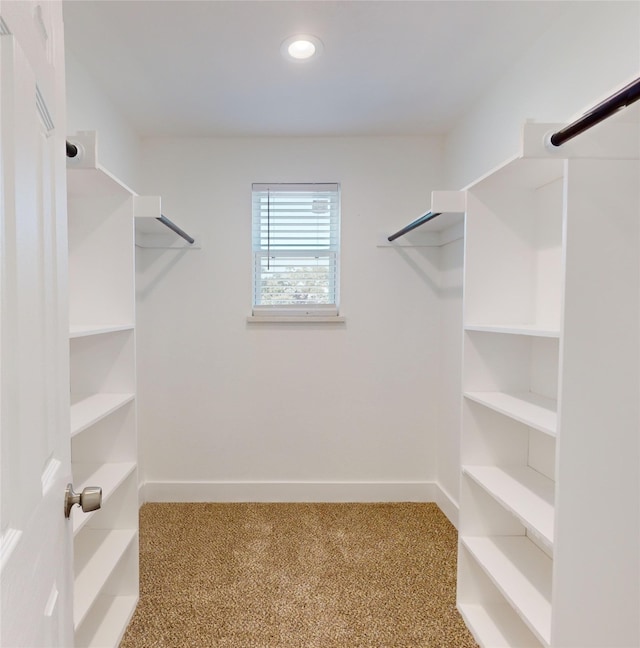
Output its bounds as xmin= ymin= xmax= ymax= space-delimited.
xmin=281 ymin=35 xmax=323 ymax=62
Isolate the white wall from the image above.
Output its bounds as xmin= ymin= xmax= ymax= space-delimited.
xmin=65 ymin=50 xmax=141 ymax=189
xmin=136 ymin=136 xmax=446 ymax=501
xmin=444 ymin=1 xmax=640 ymax=190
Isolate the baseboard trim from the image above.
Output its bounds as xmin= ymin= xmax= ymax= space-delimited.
xmin=434 ymin=483 xmax=459 ymax=529
xmin=139 ymin=481 xmax=459 ymax=526
xmin=138 ymin=481 xmax=146 ymax=508
xmin=141 ymin=480 xmax=438 ymax=504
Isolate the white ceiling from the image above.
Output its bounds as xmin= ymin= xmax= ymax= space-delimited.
xmin=62 ymin=0 xmax=571 ymax=138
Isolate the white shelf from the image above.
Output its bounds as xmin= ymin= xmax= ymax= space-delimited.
xmin=72 ymin=462 xmax=136 ymax=535
xmin=464 ymin=391 xmax=557 ymax=436
xmin=74 ymin=594 xmax=138 ymax=648
xmin=465 ymin=324 xmax=560 ymax=338
xmin=133 ymin=196 xmax=198 ymax=249
xmin=462 ymin=536 xmax=552 ymax=647
xmin=458 ymin=601 xmax=543 ymax=648
xmin=135 ymin=235 xmax=200 ymax=249
xmin=70 ymin=324 xmax=134 ymax=339
xmin=463 ymin=465 xmax=555 ymax=547
xmin=67 ymin=165 xmax=135 ymax=199
xmin=70 ymin=393 xmax=135 ymax=437
xmin=466 ymin=155 xmax=564 ymax=193
xmin=74 ymin=529 xmax=137 ymax=630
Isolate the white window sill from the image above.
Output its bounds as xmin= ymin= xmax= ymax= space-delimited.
xmin=247 ymin=315 xmax=346 ymax=323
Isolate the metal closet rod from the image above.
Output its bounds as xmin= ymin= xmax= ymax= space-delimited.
xmin=550 ymin=76 xmax=640 ymax=146
xmin=66 ymin=140 xmax=78 ymax=158
xmin=387 ymin=211 xmax=442 ymax=242
xmin=157 ymin=215 xmax=195 ymax=245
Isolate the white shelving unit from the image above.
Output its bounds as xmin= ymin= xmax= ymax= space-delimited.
xmin=457 ymin=114 xmax=639 ymax=647
xmin=67 ymin=131 xmax=144 ymax=647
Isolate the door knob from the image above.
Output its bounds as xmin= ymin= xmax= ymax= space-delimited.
xmin=64 ymin=483 xmax=102 ymax=519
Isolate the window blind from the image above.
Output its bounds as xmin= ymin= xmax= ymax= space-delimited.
xmin=252 ymin=183 xmax=340 ymax=313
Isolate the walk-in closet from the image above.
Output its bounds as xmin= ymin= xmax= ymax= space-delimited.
xmin=1 ymin=1 xmax=638 ymax=646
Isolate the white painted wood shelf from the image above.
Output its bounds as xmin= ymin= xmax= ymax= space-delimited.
xmin=71 ymin=463 xmax=136 ymax=535
xmin=135 ymin=221 xmax=199 ymax=249
xmin=67 ymin=164 xmax=135 ymax=199
xmin=73 ymin=529 xmax=137 ymax=630
xmin=74 ymin=594 xmax=138 ymax=648
xmin=134 ymin=194 xmax=198 ymax=249
xmin=70 ymin=393 xmax=135 ymax=437
xmin=463 ymin=391 xmax=557 ymax=436
xmin=458 ymin=601 xmax=543 ymax=648
xmin=464 ymin=323 xmax=560 ymax=338
xmin=463 ymin=465 xmax=555 ymax=548
xmin=70 ymin=324 xmax=134 ymax=339
xmin=462 ymin=536 xmax=552 ymax=647
xmin=382 ymin=190 xmax=465 ymax=247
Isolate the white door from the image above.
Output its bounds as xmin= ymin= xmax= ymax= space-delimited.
xmin=0 ymin=1 xmax=74 ymax=646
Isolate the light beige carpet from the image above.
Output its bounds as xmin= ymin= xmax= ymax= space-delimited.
xmin=121 ymin=502 xmax=478 ymax=647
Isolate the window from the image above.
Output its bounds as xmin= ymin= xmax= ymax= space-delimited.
xmin=251 ymin=183 xmax=340 ymax=317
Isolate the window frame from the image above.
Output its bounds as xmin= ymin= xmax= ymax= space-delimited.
xmin=249 ymin=182 xmax=342 ymax=321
